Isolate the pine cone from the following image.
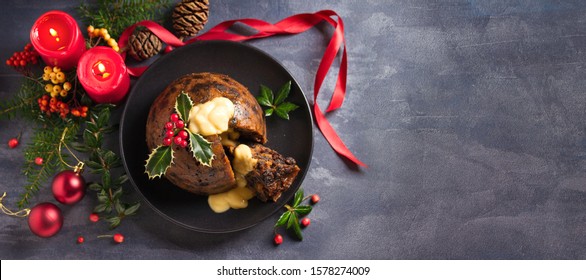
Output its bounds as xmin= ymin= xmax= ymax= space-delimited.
xmin=128 ymin=29 xmax=162 ymax=61
xmin=172 ymin=0 xmax=209 ymax=38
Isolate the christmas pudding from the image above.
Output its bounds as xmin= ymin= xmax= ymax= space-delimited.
xmin=145 ymin=72 xmax=299 ymax=212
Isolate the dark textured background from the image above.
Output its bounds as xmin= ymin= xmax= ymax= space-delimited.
xmin=2 ymin=0 xmax=586 ymax=259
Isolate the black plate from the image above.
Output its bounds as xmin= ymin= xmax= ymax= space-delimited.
xmin=120 ymin=41 xmax=313 ymax=233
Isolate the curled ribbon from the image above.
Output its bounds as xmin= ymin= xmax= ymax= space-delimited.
xmin=118 ymin=10 xmax=366 ymax=167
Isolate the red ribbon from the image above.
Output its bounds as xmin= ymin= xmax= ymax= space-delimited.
xmin=119 ymin=10 xmax=366 ymax=167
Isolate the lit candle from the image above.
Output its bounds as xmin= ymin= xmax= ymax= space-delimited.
xmin=77 ymin=47 xmax=130 ymax=104
xmin=30 ymin=10 xmax=86 ymax=70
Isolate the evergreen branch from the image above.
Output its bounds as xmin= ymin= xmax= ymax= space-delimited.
xmin=0 ymin=78 xmax=44 ymax=121
xmin=77 ymin=0 xmax=171 ymax=39
xmin=18 ymin=123 xmax=79 ymax=208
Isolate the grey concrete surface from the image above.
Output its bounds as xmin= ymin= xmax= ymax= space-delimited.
xmin=1 ymin=0 xmax=586 ymax=259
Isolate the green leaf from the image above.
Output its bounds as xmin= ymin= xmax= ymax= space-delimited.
xmin=85 ymin=160 xmax=103 ymax=170
xmin=112 ymin=187 xmax=123 ymax=200
xmin=277 ymin=102 xmax=299 ymax=113
xmin=106 ymin=216 xmax=121 ymax=229
xmin=97 ymin=108 xmax=110 ymax=128
xmin=113 ymin=174 xmax=129 ymax=186
xmin=275 ymin=106 xmax=293 ymax=120
xmin=88 ymin=182 xmax=102 ymax=191
xmin=287 ymin=212 xmax=297 ymax=229
xmin=94 ymin=203 xmax=108 ymax=213
xmin=275 ymin=211 xmax=291 ymax=228
xmin=102 ymin=170 xmax=111 ymax=189
xmin=114 ymin=200 xmax=125 ymax=214
xmin=145 ymin=145 xmax=174 ymax=179
xmin=294 ymin=205 xmax=312 ymax=216
xmin=175 ymin=91 xmax=194 ymax=122
xmin=293 ymin=188 xmax=304 ymax=207
xmin=83 ymin=129 xmax=98 ymax=147
xmin=187 ymin=130 xmax=214 ymax=167
xmin=292 ymin=218 xmax=303 ymax=240
xmin=86 ymin=122 xmax=99 ymax=133
xmin=264 ymin=108 xmax=274 ymax=117
xmin=70 ymin=142 xmax=90 ymax=152
xmin=257 ymin=85 xmax=274 ymax=106
xmin=274 ymin=80 xmax=291 ymax=105
xmin=124 ymin=202 xmax=140 ymax=216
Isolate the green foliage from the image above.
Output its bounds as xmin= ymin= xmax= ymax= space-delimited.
xmin=256 ymin=81 xmax=299 ymax=120
xmin=78 ymin=0 xmax=171 ymax=39
xmin=0 ymin=78 xmax=44 ymax=121
xmin=72 ymin=105 xmax=140 ymax=229
xmin=18 ymin=123 xmax=79 ymax=208
xmin=145 ymin=145 xmax=174 ymax=179
xmin=274 ymin=188 xmax=313 ymax=240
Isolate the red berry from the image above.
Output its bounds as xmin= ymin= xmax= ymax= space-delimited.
xmin=180 ymin=140 xmax=188 ymax=148
xmin=163 ymin=137 xmax=172 ymax=146
xmin=175 ymin=120 xmax=185 ymax=129
xmin=6 ymin=59 xmax=11 ymax=66
xmin=165 ymin=130 xmax=175 ymax=138
xmin=8 ymin=138 xmax=18 ymax=149
xmin=273 ymin=234 xmax=283 ymax=245
xmin=311 ymin=194 xmax=320 ymax=204
xmin=34 ymin=157 xmax=43 ymax=166
xmin=89 ymin=213 xmax=99 ymax=222
xmin=170 ymin=113 xmax=179 ymax=122
xmin=301 ymin=217 xmax=311 ymax=227
xmin=19 ymin=60 xmax=26 ymax=66
xmin=165 ymin=122 xmax=174 ymax=130
xmin=113 ymin=233 xmax=124 ymax=244
xmin=178 ymin=130 xmax=188 ymax=139
xmin=174 ymin=136 xmax=183 ymax=146
xmin=77 ymin=236 xmax=85 ymax=244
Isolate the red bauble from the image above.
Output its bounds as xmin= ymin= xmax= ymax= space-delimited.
xmin=28 ymin=203 xmax=63 ymax=238
xmin=52 ymin=170 xmax=86 ymax=205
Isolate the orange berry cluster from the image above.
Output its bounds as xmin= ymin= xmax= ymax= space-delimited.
xmin=37 ymin=95 xmax=89 ymax=119
xmin=6 ymin=43 xmax=39 ymax=67
xmin=87 ymin=26 xmax=120 ymax=52
xmin=38 ymin=66 xmax=88 ymax=119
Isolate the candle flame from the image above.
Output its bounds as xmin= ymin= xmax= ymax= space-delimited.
xmin=97 ymin=62 xmax=106 ymax=73
xmin=49 ymin=28 xmax=58 ymax=37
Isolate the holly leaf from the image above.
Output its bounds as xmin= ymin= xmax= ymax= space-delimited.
xmin=293 ymin=188 xmax=304 ymax=207
xmin=187 ymin=130 xmax=214 ymax=166
xmin=275 ymin=211 xmax=291 ymax=228
xmin=287 ymin=212 xmax=298 ymax=229
xmin=257 ymin=85 xmax=274 ymax=106
xmin=175 ymin=91 xmax=193 ymax=122
xmin=294 ymin=205 xmax=312 ymax=216
xmin=274 ymin=80 xmax=291 ymax=105
xmin=274 ymin=102 xmax=299 ymax=120
xmin=264 ymin=108 xmax=274 ymax=117
xmin=145 ymin=145 xmax=174 ymax=179
xmin=292 ymin=218 xmax=303 ymax=240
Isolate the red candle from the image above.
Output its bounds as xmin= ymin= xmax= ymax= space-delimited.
xmin=30 ymin=10 xmax=86 ymax=70
xmin=77 ymin=47 xmax=130 ymax=104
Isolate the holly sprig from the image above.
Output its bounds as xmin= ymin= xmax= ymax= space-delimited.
xmin=274 ymin=188 xmax=314 ymax=241
xmin=71 ymin=105 xmax=140 ymax=228
xmin=145 ymin=92 xmax=214 ymax=179
xmin=257 ymin=81 xmax=299 ymax=120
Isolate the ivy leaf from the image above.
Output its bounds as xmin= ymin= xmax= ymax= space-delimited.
xmin=145 ymin=145 xmax=174 ymax=179
xmin=175 ymin=91 xmax=193 ymax=122
xmin=293 ymin=188 xmax=304 ymax=207
xmin=275 ymin=211 xmax=291 ymax=228
xmin=294 ymin=205 xmax=312 ymax=216
xmin=257 ymin=85 xmax=274 ymax=106
xmin=187 ymin=130 xmax=214 ymax=167
xmin=274 ymin=80 xmax=291 ymax=105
